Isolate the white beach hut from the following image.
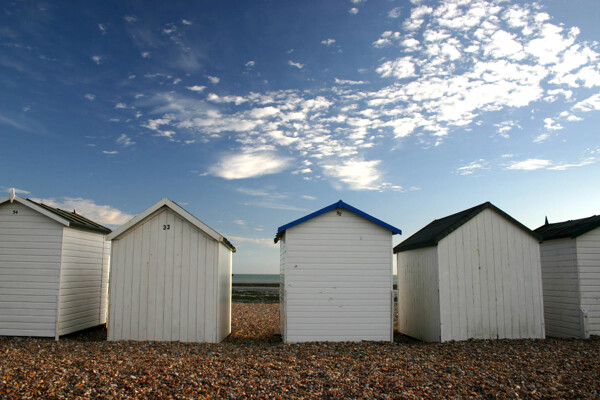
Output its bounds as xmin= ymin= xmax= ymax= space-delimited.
xmin=275 ymin=200 xmax=401 ymax=343
xmin=107 ymin=198 xmax=235 ymax=343
xmin=394 ymin=202 xmax=545 ymax=342
xmin=535 ymin=215 xmax=600 ymax=338
xmin=0 ymin=190 xmax=111 ymax=339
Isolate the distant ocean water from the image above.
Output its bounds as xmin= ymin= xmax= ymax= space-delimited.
xmin=233 ymin=273 xmax=399 ymax=285
xmin=233 ymin=274 xmax=279 ymax=284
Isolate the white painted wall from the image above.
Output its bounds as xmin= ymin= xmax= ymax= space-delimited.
xmin=396 ymin=246 xmax=440 ymax=342
xmin=108 ymin=207 xmax=231 ymax=343
xmin=279 ymin=237 xmax=286 ymax=338
xmin=437 ymin=208 xmax=545 ymax=341
xmin=58 ymin=227 xmax=110 ymax=336
xmin=539 ymin=238 xmax=581 ymax=337
xmin=0 ymin=201 xmax=62 ymax=337
xmin=0 ymin=201 xmax=109 ymax=338
xmin=577 ymin=227 xmax=600 ymax=337
xmin=281 ymin=209 xmax=394 ymax=343
xmin=216 ymin=243 xmax=232 ymax=342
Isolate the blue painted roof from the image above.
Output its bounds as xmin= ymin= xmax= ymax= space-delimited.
xmin=274 ymin=200 xmax=401 ymax=243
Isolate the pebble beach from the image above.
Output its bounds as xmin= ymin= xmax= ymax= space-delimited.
xmin=0 ymin=303 xmax=598 ymax=399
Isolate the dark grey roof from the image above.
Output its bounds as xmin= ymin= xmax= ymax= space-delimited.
xmin=534 ymin=215 xmax=600 ymax=240
xmin=394 ymin=201 xmax=541 ymax=253
xmin=26 ymin=199 xmax=111 ymax=234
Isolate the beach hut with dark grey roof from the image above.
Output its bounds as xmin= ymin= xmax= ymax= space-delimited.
xmin=107 ymin=198 xmax=235 ymax=343
xmin=0 ymin=190 xmax=111 ymax=339
xmin=394 ymin=202 xmax=545 ymax=342
xmin=275 ymin=200 xmax=401 ymax=343
xmin=535 ymin=215 xmax=600 ymax=338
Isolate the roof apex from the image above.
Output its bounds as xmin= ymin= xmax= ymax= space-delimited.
xmin=107 ymin=198 xmax=235 ymax=252
xmin=1 ymin=195 xmax=110 ymax=234
xmin=394 ymin=201 xmax=540 ymax=253
xmin=274 ymin=199 xmax=401 ymax=243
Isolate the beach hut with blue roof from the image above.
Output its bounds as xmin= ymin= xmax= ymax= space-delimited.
xmin=275 ymin=200 xmax=401 ymax=343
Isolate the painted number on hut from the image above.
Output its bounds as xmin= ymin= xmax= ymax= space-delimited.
xmin=163 ymin=224 xmax=170 ymax=230
xmin=12 ymin=210 xmax=18 ymax=214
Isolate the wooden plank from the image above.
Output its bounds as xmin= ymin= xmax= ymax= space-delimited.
xmin=153 ymin=211 xmax=166 ymax=340
xmin=205 ymin=241 xmax=216 ymax=342
xmin=187 ymin=227 xmax=198 ymax=342
xmin=146 ymin=212 xmax=159 ymax=340
xmin=130 ymin=223 xmax=143 ymax=340
xmin=491 ymin=210 xmax=504 ymax=339
xmin=196 ymin=233 xmax=207 ymax=341
xmin=137 ymin=220 xmax=149 ymax=340
xmin=171 ymin=215 xmax=183 ymax=341
xmin=121 ymin=229 xmax=134 ymax=340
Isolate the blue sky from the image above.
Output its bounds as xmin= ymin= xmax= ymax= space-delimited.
xmin=2 ymin=0 xmax=599 ymax=274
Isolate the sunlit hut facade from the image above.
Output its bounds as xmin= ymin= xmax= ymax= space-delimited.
xmin=0 ymin=190 xmax=111 ymax=340
xmin=107 ymin=198 xmax=235 ymax=343
xmin=535 ymin=215 xmax=600 ymax=338
xmin=395 ymin=202 xmax=545 ymax=342
xmin=275 ymin=200 xmax=401 ymax=343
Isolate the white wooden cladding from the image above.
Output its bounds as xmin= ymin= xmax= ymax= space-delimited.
xmin=397 ymin=247 xmax=440 ymax=342
xmin=397 ymin=208 xmax=545 ymax=342
xmin=0 ymin=201 xmax=109 ymax=338
xmin=108 ymin=207 xmax=231 ymax=343
xmin=577 ymin=227 xmax=600 ymax=337
xmin=280 ymin=209 xmax=394 ymax=343
xmin=58 ymin=227 xmax=110 ymax=336
xmin=541 ymin=227 xmax=600 ymax=338
xmin=539 ymin=238 xmax=581 ymax=337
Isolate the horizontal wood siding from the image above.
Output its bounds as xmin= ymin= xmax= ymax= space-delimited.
xmin=396 ymin=246 xmax=440 ymax=342
xmin=58 ymin=228 xmax=109 ymax=336
xmin=539 ymin=238 xmax=581 ymax=337
xmin=577 ymin=227 xmax=600 ymax=337
xmin=0 ymin=202 xmax=61 ymax=337
xmin=437 ymin=209 xmax=544 ymax=341
xmin=283 ymin=209 xmax=393 ymax=343
xmin=108 ymin=208 xmax=222 ymax=342
xmin=216 ymin=243 xmax=232 ymax=342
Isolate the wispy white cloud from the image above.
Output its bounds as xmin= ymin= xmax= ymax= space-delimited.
xmin=334 ymin=78 xmax=367 ymax=85
xmin=507 ymin=158 xmax=552 ymax=170
xmin=209 ymin=152 xmax=291 ymax=179
xmin=117 ymin=0 xmax=599 ymax=193
xmin=245 ymin=60 xmax=256 ymax=68
xmin=322 ymin=159 xmax=384 ymax=190
xmin=233 ymin=219 xmax=246 ymax=226
xmin=301 ymin=195 xmax=317 ymax=200
xmin=84 ymin=93 xmax=96 ymax=101
xmin=102 ymin=150 xmax=118 ymax=155
xmin=186 ymin=85 xmax=206 ymax=92
xmin=207 ymin=75 xmax=220 ymax=84
xmin=456 ymin=159 xmax=489 ymax=175
xmin=98 ymin=24 xmax=106 ymax=35
xmin=181 ymin=19 xmax=192 ymax=25
xmin=348 ymin=8 xmax=359 ymax=15
xmin=288 ymin=60 xmax=304 ymax=69
xmin=141 ymin=51 xmax=151 ymax=58
xmin=388 ymin=7 xmax=402 ymax=18
xmin=91 ymin=55 xmax=102 ymax=65
xmin=572 ymin=93 xmax=600 ymax=112
xmin=30 ymin=197 xmax=133 ymax=227
xmin=116 ymin=134 xmax=135 ymax=147
xmin=114 ymin=102 xmax=127 ymax=109
xmin=321 ymin=38 xmax=336 ymax=46
xmin=124 ymin=15 xmax=137 ymax=23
